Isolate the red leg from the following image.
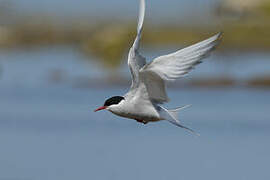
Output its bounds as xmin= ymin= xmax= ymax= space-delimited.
xmin=135 ymin=119 xmax=148 ymax=124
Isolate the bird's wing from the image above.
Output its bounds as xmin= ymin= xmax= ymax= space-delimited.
xmin=128 ymin=0 xmax=147 ymax=90
xmin=139 ymin=33 xmax=222 ymax=104
xmin=138 ymin=70 xmax=169 ymax=103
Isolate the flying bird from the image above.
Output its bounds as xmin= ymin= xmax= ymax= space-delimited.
xmin=95 ymin=0 xmax=222 ymax=134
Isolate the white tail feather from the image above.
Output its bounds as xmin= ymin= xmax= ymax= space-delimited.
xmin=159 ymin=105 xmax=200 ymax=136
xmin=168 ymin=105 xmax=192 ymax=120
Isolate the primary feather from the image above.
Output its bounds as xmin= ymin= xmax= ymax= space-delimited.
xmin=128 ymin=0 xmax=146 ymax=91
xmin=142 ymin=33 xmax=222 ymax=81
xmin=139 ymin=33 xmax=222 ymax=103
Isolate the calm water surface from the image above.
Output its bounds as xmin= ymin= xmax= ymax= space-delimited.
xmin=0 ymin=86 xmax=269 ymax=180
xmin=0 ymin=47 xmax=269 ymax=180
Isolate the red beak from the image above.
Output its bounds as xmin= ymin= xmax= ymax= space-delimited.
xmin=94 ymin=106 xmax=107 ymax=112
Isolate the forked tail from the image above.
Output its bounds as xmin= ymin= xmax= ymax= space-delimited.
xmin=159 ymin=105 xmax=200 ymax=136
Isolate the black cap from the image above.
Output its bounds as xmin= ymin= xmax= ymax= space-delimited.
xmin=104 ymin=96 xmax=125 ymax=106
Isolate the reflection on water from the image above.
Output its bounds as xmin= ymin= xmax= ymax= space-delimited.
xmin=0 ymin=47 xmax=270 ymax=180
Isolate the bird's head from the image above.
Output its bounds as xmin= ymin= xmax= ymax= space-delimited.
xmin=94 ymin=96 xmax=125 ymax=112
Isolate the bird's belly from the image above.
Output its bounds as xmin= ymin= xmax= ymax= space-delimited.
xmin=113 ymin=112 xmax=160 ymax=122
xmin=111 ymin=106 xmax=161 ymax=122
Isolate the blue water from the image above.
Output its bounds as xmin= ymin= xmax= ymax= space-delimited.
xmin=0 ymin=86 xmax=270 ymax=180
xmin=1 ymin=46 xmax=270 ymax=87
xmin=0 ymin=47 xmax=270 ymax=180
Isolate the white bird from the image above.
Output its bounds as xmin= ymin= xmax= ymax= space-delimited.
xmin=95 ymin=0 xmax=222 ymax=134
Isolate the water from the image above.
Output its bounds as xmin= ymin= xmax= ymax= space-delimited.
xmin=1 ymin=47 xmax=270 ymax=87
xmin=0 ymin=47 xmax=270 ymax=180
xmin=0 ymin=86 xmax=269 ymax=180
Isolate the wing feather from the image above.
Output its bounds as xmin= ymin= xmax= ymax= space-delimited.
xmin=139 ymin=33 xmax=222 ymax=103
xmin=139 ymin=70 xmax=169 ymax=103
xmin=142 ymin=33 xmax=222 ymax=81
xmin=128 ymin=0 xmax=146 ymax=90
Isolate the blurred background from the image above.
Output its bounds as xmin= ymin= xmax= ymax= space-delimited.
xmin=0 ymin=0 xmax=270 ymax=180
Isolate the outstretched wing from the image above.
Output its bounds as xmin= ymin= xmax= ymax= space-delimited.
xmin=139 ymin=33 xmax=222 ymax=103
xmin=128 ymin=0 xmax=146 ymax=90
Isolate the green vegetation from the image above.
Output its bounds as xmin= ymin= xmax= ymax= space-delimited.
xmin=0 ymin=11 xmax=269 ymax=70
xmin=260 ymin=1 xmax=270 ymax=15
xmin=1 ymin=18 xmax=270 ymax=87
xmin=82 ymin=25 xmax=135 ymax=68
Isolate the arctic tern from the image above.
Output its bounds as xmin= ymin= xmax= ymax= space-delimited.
xmin=95 ymin=0 xmax=222 ymax=134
